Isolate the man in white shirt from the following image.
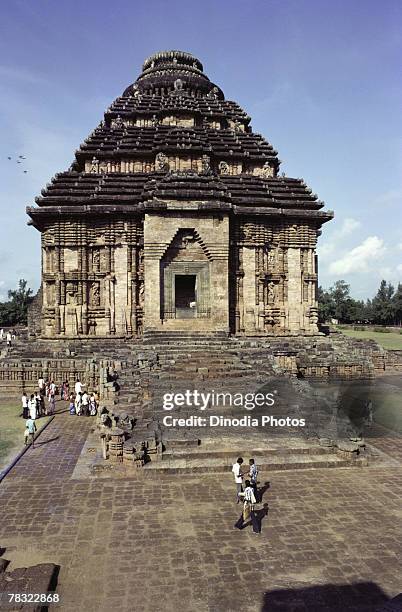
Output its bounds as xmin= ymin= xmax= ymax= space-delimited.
xmin=29 ymin=395 xmax=37 ymax=420
xmin=21 ymin=392 xmax=29 ymax=418
xmin=6 ymin=331 xmax=12 ymax=347
xmin=232 ymin=457 xmax=244 ymax=503
xmin=75 ymin=379 xmax=83 ymax=395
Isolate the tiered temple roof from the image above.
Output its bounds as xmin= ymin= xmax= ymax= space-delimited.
xmin=28 ymin=50 xmax=333 ymax=226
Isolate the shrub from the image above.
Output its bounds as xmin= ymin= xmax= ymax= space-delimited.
xmin=353 ymin=326 xmax=366 ymax=331
xmin=373 ymin=327 xmax=391 ymax=333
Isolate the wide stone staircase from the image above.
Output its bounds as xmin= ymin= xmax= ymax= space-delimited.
xmin=0 ymin=329 xmax=385 ymax=473
xmin=107 ymin=331 xmax=374 ymax=474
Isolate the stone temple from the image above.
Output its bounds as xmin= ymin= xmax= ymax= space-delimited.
xmin=27 ymin=50 xmax=333 ymax=339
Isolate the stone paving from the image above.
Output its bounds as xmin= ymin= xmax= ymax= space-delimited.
xmin=0 ymin=408 xmax=401 ymax=611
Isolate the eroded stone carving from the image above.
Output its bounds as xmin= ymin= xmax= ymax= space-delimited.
xmin=261 ymin=161 xmax=274 ymax=178
xmin=90 ymin=157 xmax=99 ymax=173
xmin=219 ymin=161 xmax=230 ymax=175
xmin=155 ymin=152 xmax=169 ymax=172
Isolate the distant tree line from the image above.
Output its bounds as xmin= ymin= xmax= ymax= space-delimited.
xmin=0 ymin=280 xmax=33 ymax=327
xmin=318 ymin=280 xmax=402 ymax=326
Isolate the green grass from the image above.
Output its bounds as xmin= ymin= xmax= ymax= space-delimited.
xmin=0 ymin=403 xmax=27 ymax=470
xmin=339 ymin=328 xmax=402 ymax=350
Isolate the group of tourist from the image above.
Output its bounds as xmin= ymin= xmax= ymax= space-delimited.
xmin=232 ymin=457 xmax=265 ymax=534
xmin=0 ymin=328 xmax=17 ymax=347
xmin=68 ymin=379 xmax=98 ymax=416
xmin=22 ymin=378 xmax=59 ymax=447
xmin=22 ymin=377 xmax=99 ymax=448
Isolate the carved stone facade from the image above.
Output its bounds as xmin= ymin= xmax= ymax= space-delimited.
xmin=27 ymin=50 xmax=333 ymax=338
xmin=40 ymin=218 xmax=143 ymax=337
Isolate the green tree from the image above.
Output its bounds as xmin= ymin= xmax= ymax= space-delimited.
xmin=392 ymin=283 xmax=402 ymax=326
xmin=0 ymin=279 xmax=33 ymax=326
xmin=317 ymin=286 xmax=335 ymax=323
xmin=372 ymin=280 xmax=395 ymax=325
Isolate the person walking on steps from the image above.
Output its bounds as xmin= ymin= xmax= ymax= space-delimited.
xmin=232 ymin=457 xmax=244 ymax=503
xmin=24 ymin=417 xmax=37 ymax=447
xmin=234 ymin=479 xmax=260 ymax=534
xmin=249 ymin=458 xmax=259 ymax=501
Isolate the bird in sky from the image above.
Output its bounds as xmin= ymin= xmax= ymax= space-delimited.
xmin=17 ymin=160 xmax=21 ymax=164
xmin=7 ymin=156 xmax=11 ymax=160
xmin=19 ymin=155 xmax=26 ymax=159
xmin=23 ymin=170 xmax=28 ymax=174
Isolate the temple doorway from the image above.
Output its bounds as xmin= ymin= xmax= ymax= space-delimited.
xmin=175 ymin=274 xmax=196 ymax=318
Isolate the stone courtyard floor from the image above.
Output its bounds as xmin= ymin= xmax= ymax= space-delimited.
xmin=0 ymin=407 xmax=401 ymax=611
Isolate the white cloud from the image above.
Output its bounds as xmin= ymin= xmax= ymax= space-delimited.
xmin=397 ymin=263 xmax=402 ymax=273
xmin=340 ymin=218 xmax=361 ymax=235
xmin=318 ymin=217 xmax=361 ymax=261
xmin=329 ymin=236 xmax=386 ymax=275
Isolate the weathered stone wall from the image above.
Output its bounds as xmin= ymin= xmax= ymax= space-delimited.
xmin=231 ymin=218 xmax=319 ymax=335
xmin=0 ymin=356 xmax=120 ymax=400
xmin=40 ymin=217 xmax=143 ymax=338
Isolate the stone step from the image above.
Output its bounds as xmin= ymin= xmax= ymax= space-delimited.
xmin=162 ymin=445 xmax=336 ymax=461
xmin=143 ymin=453 xmax=357 ymax=474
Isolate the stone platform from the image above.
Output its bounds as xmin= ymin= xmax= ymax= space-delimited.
xmin=0 ymin=406 xmax=402 ymax=611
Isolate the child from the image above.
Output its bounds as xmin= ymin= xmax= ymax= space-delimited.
xmin=89 ymin=393 xmax=97 ymax=416
xmin=69 ymin=394 xmax=76 ymax=415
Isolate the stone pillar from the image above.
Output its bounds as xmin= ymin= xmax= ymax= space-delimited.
xmin=287 ymin=248 xmax=302 ymax=331
xmin=242 ymin=246 xmax=256 ymax=333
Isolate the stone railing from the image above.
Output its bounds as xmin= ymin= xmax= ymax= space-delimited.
xmin=0 ymin=358 xmax=102 ymax=398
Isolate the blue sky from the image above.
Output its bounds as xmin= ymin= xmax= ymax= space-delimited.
xmin=0 ymin=0 xmax=401 ymax=300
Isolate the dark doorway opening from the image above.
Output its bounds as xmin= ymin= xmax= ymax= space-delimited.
xmin=175 ymin=275 xmax=196 ymax=317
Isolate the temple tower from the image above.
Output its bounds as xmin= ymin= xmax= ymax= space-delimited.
xmin=27 ymin=50 xmax=333 ymax=338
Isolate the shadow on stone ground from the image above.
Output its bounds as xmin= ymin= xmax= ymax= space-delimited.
xmin=262 ymin=581 xmax=401 ymax=611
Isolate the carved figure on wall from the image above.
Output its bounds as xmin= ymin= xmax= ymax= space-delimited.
xmin=111 ymin=115 xmax=124 ymax=129
xmin=90 ymin=157 xmax=99 ymax=173
xmin=151 ymin=114 xmax=160 ymax=127
xmin=261 ymin=161 xmax=274 ymax=178
xmin=232 ymin=119 xmax=242 ymax=132
xmin=174 ymin=78 xmax=184 ymax=91
xmin=132 ymin=84 xmax=140 ymax=98
xmin=208 ymin=86 xmax=219 ymax=99
xmin=93 ymin=249 xmax=100 ymax=272
xmin=268 ymin=282 xmax=276 ymax=304
xmin=91 ymin=282 xmax=100 ymax=307
xmin=201 ymin=155 xmax=211 ymax=174
xmin=268 ymin=250 xmax=275 ymax=267
xmin=219 ymin=161 xmax=230 ymax=175
xmin=155 ymin=152 xmax=169 ymax=172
